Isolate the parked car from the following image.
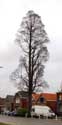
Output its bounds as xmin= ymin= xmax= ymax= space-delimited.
xmin=3 ymin=110 xmax=10 ymax=115
xmin=31 ymin=105 xmax=56 ymax=118
xmin=8 ymin=110 xmax=17 ymax=116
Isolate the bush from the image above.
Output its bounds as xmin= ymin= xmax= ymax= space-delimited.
xmin=16 ymin=108 xmax=28 ymax=117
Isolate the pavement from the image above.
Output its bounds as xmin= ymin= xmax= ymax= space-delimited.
xmin=0 ymin=115 xmax=62 ymax=125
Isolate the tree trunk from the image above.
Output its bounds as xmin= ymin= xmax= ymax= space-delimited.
xmin=28 ymin=87 xmax=32 ymax=117
xmin=28 ymin=23 xmax=32 ymax=117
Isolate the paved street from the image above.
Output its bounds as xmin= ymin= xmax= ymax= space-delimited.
xmin=0 ymin=115 xmax=62 ymax=125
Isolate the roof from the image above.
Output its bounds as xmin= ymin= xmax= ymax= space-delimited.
xmin=32 ymin=93 xmax=57 ymax=102
xmin=15 ymin=91 xmax=28 ymax=98
xmin=32 ymin=93 xmax=40 ymax=101
xmin=40 ymin=93 xmax=57 ymax=101
xmin=6 ymin=95 xmax=14 ymax=102
xmin=15 ymin=91 xmax=57 ymax=101
xmin=57 ymin=91 xmax=62 ymax=94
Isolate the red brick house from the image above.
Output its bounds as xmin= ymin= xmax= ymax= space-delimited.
xmin=33 ymin=93 xmax=57 ymax=113
xmin=0 ymin=95 xmax=14 ymax=112
xmin=5 ymin=95 xmax=14 ymax=111
xmin=0 ymin=91 xmax=61 ymax=115
xmin=13 ymin=91 xmax=28 ymax=110
xmin=13 ymin=91 xmax=57 ymax=113
xmin=0 ymin=97 xmax=6 ymax=113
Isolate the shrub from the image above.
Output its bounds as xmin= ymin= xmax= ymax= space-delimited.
xmin=16 ymin=108 xmax=28 ymax=117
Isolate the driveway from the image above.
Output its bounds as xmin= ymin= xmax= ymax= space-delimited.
xmin=0 ymin=115 xmax=62 ymax=125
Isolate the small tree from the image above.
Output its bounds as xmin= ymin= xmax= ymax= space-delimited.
xmin=10 ymin=10 xmax=49 ymax=116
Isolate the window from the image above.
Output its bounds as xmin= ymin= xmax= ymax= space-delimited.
xmin=16 ymin=98 xmax=20 ymax=103
xmin=49 ymin=109 xmax=53 ymax=113
xmin=31 ymin=108 xmax=35 ymax=112
xmin=40 ymin=97 xmax=45 ymax=103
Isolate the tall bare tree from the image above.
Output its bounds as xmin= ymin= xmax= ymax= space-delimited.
xmin=11 ymin=10 xmax=49 ymax=116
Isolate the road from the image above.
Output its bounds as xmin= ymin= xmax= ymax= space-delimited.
xmin=0 ymin=115 xmax=62 ymax=125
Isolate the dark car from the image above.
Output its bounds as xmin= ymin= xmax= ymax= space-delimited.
xmin=8 ymin=111 xmax=17 ymax=116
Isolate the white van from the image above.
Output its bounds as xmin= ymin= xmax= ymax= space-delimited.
xmin=31 ymin=105 xmax=55 ymax=118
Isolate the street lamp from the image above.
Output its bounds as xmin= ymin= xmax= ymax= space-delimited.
xmin=0 ymin=66 xmax=3 ymax=68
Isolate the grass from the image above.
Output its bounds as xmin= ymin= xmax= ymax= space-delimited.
xmin=0 ymin=123 xmax=10 ymax=125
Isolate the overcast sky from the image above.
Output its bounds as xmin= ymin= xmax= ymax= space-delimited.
xmin=0 ymin=0 xmax=62 ymax=97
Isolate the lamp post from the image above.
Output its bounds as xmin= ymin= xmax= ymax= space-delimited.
xmin=0 ymin=66 xmax=3 ymax=68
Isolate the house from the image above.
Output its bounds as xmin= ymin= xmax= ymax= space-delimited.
xmin=13 ymin=91 xmax=28 ymax=110
xmin=5 ymin=95 xmax=14 ymax=111
xmin=0 ymin=91 xmax=60 ymax=115
xmin=56 ymin=91 xmax=62 ymax=116
xmin=36 ymin=93 xmax=57 ymax=113
xmin=0 ymin=97 xmax=5 ymax=113
xmin=13 ymin=91 xmax=57 ymax=114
